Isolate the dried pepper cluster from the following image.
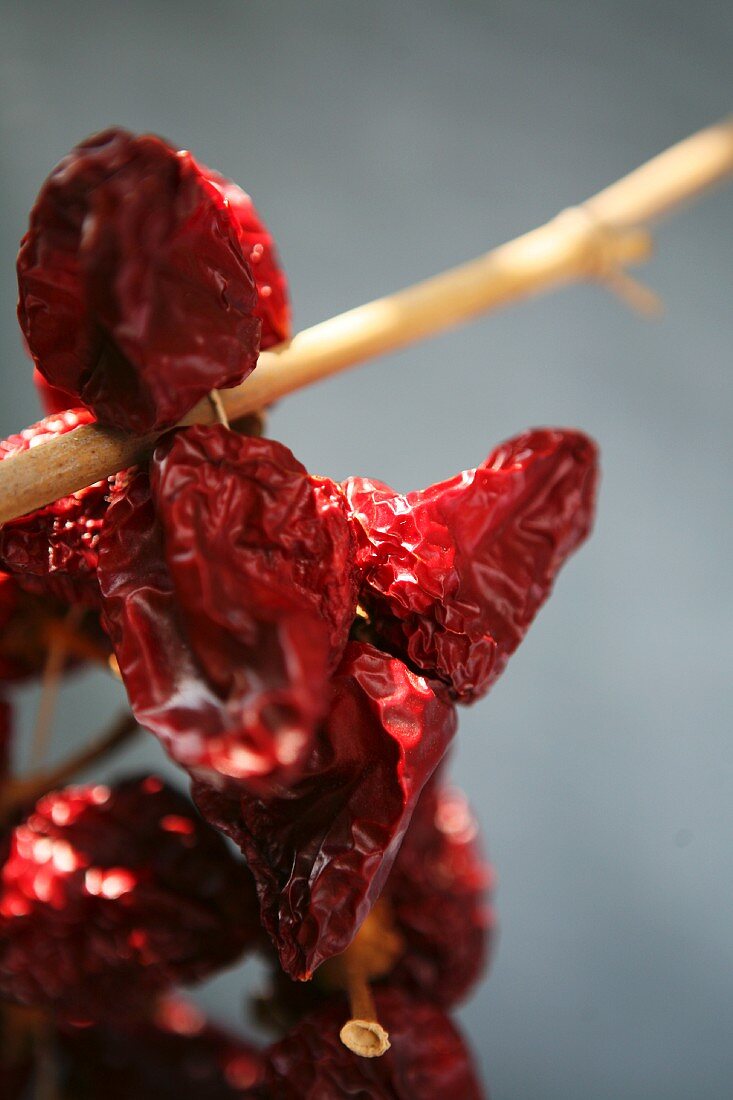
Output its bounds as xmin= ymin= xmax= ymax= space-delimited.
xmin=0 ymin=127 xmax=600 ymax=1097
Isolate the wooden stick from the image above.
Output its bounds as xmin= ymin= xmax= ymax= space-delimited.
xmin=0 ymin=117 xmax=731 ymax=526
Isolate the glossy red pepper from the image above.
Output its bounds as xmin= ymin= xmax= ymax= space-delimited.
xmin=202 ymin=166 xmax=290 ymax=350
xmin=194 ymin=641 xmax=456 ymax=980
xmin=18 ymin=127 xmax=261 ymax=433
xmin=98 ymin=426 xmax=357 ymax=791
xmin=259 ymin=988 xmax=485 ymax=1099
xmin=58 ymin=995 xmax=265 ymax=1098
xmin=388 ymin=773 xmax=494 ymax=1007
xmin=0 ymin=776 xmax=258 ymax=1021
xmin=344 ymin=427 xmax=598 ymax=702
xmin=0 ymin=410 xmax=108 ymax=607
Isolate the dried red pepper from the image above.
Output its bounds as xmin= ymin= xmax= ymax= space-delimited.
xmin=18 ymin=127 xmax=261 ymax=433
xmin=0 ymin=776 xmax=258 ymax=1021
xmin=193 ymin=641 xmax=456 ymax=980
xmin=98 ymin=425 xmax=357 ymax=791
xmin=344 ymin=427 xmax=598 ymax=702
xmin=0 ymin=410 xmax=108 ymax=607
xmin=259 ymin=988 xmax=485 ymax=1099
xmin=202 ymin=166 xmax=290 ymax=350
xmin=387 ymin=773 xmax=494 ymax=1007
xmin=58 ymin=995 xmax=265 ymax=1099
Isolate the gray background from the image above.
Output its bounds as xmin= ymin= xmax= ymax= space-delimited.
xmin=1 ymin=2 xmax=732 ymax=1097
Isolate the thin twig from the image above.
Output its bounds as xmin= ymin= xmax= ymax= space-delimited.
xmin=0 ymin=117 xmax=731 ymax=525
xmin=0 ymin=711 xmax=139 ymax=819
xmin=29 ymin=605 xmax=83 ymax=769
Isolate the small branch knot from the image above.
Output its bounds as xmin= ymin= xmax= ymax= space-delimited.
xmin=556 ymin=205 xmax=663 ymax=317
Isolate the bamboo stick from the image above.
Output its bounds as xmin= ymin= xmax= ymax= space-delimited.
xmin=0 ymin=117 xmax=731 ymax=526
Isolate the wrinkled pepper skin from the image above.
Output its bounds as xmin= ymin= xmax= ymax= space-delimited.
xmin=344 ymin=427 xmax=598 ymax=702
xmin=194 ymin=641 xmax=456 ymax=980
xmin=388 ymin=774 xmax=494 ymax=1007
xmin=260 ymin=988 xmax=485 ymax=1099
xmin=0 ymin=776 xmax=258 ymax=1021
xmin=58 ymin=996 xmax=265 ymax=1099
xmin=18 ymin=127 xmax=261 ymax=433
xmin=0 ymin=410 xmax=108 ymax=607
xmin=202 ymin=166 xmax=291 ymax=350
xmin=98 ymin=427 xmax=357 ymax=791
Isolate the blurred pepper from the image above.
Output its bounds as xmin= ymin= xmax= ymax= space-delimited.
xmin=344 ymin=427 xmax=598 ymax=702
xmin=18 ymin=127 xmax=261 ymax=433
xmin=259 ymin=987 xmax=485 ymax=1099
xmin=98 ymin=426 xmax=357 ymax=791
xmin=58 ymin=995 xmax=265 ymax=1099
xmin=0 ymin=776 xmax=258 ymax=1021
xmin=387 ymin=772 xmax=494 ymax=1007
xmin=194 ymin=641 xmax=456 ymax=980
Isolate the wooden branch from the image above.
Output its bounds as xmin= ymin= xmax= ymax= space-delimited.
xmin=0 ymin=117 xmax=731 ymax=525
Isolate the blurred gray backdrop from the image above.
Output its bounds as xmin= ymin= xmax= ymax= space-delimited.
xmin=1 ymin=2 xmax=732 ymax=1097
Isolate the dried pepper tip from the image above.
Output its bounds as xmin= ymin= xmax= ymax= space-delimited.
xmin=99 ymin=427 xmax=358 ymax=793
xmin=345 ymin=426 xmax=599 ymax=703
xmin=18 ymin=126 xmax=262 ymax=434
xmin=193 ymin=641 xmax=457 ymax=981
xmin=0 ymin=776 xmax=259 ymax=1021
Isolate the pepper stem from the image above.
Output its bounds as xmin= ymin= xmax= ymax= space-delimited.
xmin=319 ymin=898 xmax=404 ymax=1059
xmin=339 ymin=961 xmax=391 ymax=1058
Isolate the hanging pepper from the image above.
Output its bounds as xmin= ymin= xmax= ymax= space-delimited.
xmin=253 ymin=770 xmax=492 ymax=1030
xmin=0 ymin=410 xmax=109 ymax=608
xmin=98 ymin=426 xmax=358 ymax=791
xmin=0 ymin=776 xmax=258 ymax=1022
xmin=193 ymin=641 xmax=456 ymax=981
xmin=344 ymin=427 xmax=598 ymax=702
xmin=258 ymin=987 xmax=485 ymax=1099
xmin=17 ymin=127 xmax=262 ymax=433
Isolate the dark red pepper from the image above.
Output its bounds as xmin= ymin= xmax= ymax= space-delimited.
xmin=193 ymin=641 xmax=456 ymax=980
xmin=98 ymin=426 xmax=357 ymax=791
xmin=259 ymin=987 xmax=485 ymax=1099
xmin=0 ymin=410 xmax=108 ymax=607
xmin=18 ymin=127 xmax=261 ymax=434
xmin=387 ymin=772 xmax=494 ymax=1007
xmin=58 ymin=995 xmax=265 ymax=1098
xmin=344 ymin=427 xmax=598 ymax=702
xmin=202 ymin=165 xmax=290 ymax=350
xmin=0 ymin=776 xmax=258 ymax=1021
